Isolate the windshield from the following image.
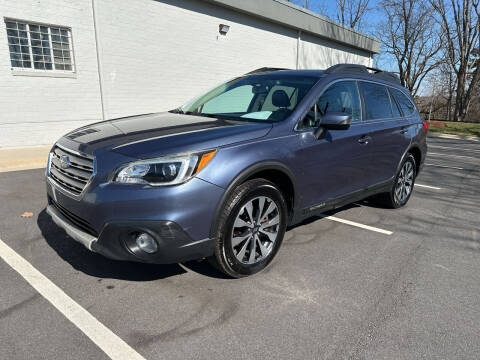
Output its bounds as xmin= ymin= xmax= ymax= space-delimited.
xmin=178 ymin=74 xmax=319 ymax=122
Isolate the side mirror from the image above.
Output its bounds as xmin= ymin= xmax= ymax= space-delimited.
xmin=313 ymin=112 xmax=352 ymax=139
xmin=322 ymin=112 xmax=352 ymax=130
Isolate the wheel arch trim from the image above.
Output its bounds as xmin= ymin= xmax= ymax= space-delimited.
xmin=396 ymin=144 xmax=423 ymax=176
xmin=209 ymin=161 xmax=298 ymax=239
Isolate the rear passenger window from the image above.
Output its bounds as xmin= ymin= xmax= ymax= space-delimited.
xmin=389 ymin=90 xmax=402 ymax=118
xmin=391 ymin=88 xmax=416 ymax=116
xmin=359 ymin=82 xmax=392 ymax=120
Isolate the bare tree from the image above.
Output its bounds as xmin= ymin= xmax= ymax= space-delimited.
xmin=336 ymin=0 xmax=371 ymax=29
xmin=288 ymin=0 xmax=330 ymax=17
xmin=430 ymin=0 xmax=480 ymax=121
xmin=439 ymin=62 xmax=457 ymax=121
xmin=377 ymin=0 xmax=443 ymax=97
xmin=424 ymin=64 xmax=457 ymax=121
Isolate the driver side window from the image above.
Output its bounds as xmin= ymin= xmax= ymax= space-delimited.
xmin=299 ymin=81 xmax=361 ymax=129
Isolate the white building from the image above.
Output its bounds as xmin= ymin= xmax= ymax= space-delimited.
xmin=0 ymin=0 xmax=380 ymax=148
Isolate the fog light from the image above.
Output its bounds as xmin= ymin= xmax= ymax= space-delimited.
xmin=135 ymin=233 xmax=158 ymax=254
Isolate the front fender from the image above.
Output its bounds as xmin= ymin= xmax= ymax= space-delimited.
xmin=196 ymin=138 xmax=299 ymax=239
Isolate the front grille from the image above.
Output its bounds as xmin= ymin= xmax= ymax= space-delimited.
xmin=49 ymin=145 xmax=94 ymax=195
xmin=50 ymin=197 xmax=98 ymax=237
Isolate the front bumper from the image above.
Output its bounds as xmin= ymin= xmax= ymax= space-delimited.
xmin=46 ymin=173 xmax=224 ymax=264
xmin=47 ymin=204 xmax=97 ymax=251
xmin=46 ymin=201 xmax=215 ymax=264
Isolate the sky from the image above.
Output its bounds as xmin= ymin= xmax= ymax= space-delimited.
xmin=287 ymin=0 xmax=404 ymax=82
xmin=286 ymin=1 xmax=437 ymax=96
xmin=287 ymin=0 xmax=381 ymax=37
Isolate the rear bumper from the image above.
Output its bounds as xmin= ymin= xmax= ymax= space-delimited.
xmin=46 ymin=202 xmax=215 ymax=264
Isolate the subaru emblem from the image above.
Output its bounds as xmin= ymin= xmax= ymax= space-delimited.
xmin=60 ymin=155 xmax=71 ymax=169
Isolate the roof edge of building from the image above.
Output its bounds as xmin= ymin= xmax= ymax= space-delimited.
xmin=200 ymin=0 xmax=381 ymax=54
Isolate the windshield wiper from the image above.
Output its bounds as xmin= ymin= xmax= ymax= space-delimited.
xmin=169 ymin=107 xmax=185 ymax=114
xmin=197 ymin=113 xmax=219 ymax=118
xmin=197 ymin=113 xmax=243 ymax=121
xmin=170 ymin=110 xmax=239 ymax=121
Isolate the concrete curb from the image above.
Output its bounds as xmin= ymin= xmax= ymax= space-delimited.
xmin=428 ymin=132 xmax=479 ymax=142
xmin=0 ymin=145 xmax=51 ymax=173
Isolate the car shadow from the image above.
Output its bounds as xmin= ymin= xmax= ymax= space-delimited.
xmin=287 ymin=202 xmax=364 ymax=231
xmin=37 ymin=209 xmax=228 ymax=280
xmin=38 ymin=199 xmax=382 ymax=280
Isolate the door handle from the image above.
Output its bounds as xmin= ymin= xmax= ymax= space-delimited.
xmin=400 ymin=127 xmax=408 ymax=134
xmin=358 ymin=135 xmax=372 ymax=145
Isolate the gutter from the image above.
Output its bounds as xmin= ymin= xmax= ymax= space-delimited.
xmin=200 ymin=0 xmax=380 ymax=54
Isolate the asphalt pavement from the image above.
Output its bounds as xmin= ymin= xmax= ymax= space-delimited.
xmin=0 ymin=135 xmax=479 ymax=360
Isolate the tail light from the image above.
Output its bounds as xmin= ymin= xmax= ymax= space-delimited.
xmin=422 ymin=118 xmax=429 ymax=131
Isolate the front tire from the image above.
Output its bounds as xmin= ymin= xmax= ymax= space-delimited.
xmin=210 ymin=179 xmax=288 ymax=278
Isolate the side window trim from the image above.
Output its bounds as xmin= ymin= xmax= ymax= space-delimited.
xmin=320 ymin=80 xmax=362 ymax=124
xmin=387 ymin=87 xmax=401 ymax=118
xmin=295 ymin=78 xmax=415 ymax=130
xmin=358 ymin=80 xmax=403 ymax=122
xmin=296 ymin=79 xmax=362 ymax=130
xmin=395 ymin=87 xmax=416 ymax=110
xmin=387 ymin=87 xmax=404 ymax=118
xmin=355 ymin=80 xmax=364 ymax=122
xmin=391 ymin=87 xmax=417 ymax=118
xmin=358 ymin=80 xmax=368 ymax=123
xmin=386 ymin=86 xmax=394 ymax=117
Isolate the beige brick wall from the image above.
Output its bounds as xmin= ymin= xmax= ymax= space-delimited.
xmin=0 ymin=0 xmax=372 ymax=148
xmin=94 ymin=0 xmax=299 ymax=119
xmin=298 ymin=32 xmax=372 ymax=69
xmin=95 ymin=0 xmax=371 ymax=119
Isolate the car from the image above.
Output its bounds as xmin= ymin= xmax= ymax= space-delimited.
xmin=45 ymin=64 xmax=428 ymax=278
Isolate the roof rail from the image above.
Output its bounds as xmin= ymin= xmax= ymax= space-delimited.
xmin=371 ymin=70 xmax=401 ymax=84
xmin=325 ymin=63 xmax=401 ymax=85
xmin=245 ymin=67 xmax=290 ymax=75
xmin=325 ymin=64 xmax=370 ymax=75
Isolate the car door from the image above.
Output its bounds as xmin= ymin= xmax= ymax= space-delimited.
xmin=357 ymin=82 xmax=412 ymax=185
xmin=293 ymin=80 xmax=372 ymax=209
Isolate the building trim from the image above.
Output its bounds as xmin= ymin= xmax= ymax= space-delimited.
xmin=296 ymin=30 xmax=301 ymax=70
xmin=201 ymin=0 xmax=380 ymax=54
xmin=91 ymin=0 xmax=106 ymax=121
xmin=11 ymin=70 xmax=77 ymax=78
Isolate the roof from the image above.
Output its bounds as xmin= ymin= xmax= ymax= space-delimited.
xmin=244 ymin=66 xmax=404 ymax=87
xmin=201 ymin=0 xmax=380 ymax=54
xmin=248 ymin=68 xmax=325 ymax=77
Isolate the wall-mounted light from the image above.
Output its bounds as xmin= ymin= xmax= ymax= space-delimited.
xmin=219 ymin=24 xmax=230 ymax=35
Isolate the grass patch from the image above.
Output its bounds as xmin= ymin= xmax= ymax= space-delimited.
xmin=429 ymin=121 xmax=480 ymax=138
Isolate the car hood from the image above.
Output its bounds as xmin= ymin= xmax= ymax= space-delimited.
xmin=63 ymin=112 xmax=273 ymax=158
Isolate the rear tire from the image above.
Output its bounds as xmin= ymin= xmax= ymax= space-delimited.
xmin=374 ymin=154 xmax=416 ymax=209
xmin=209 ymin=179 xmax=287 ymax=278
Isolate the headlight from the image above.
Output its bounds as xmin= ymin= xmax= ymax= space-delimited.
xmin=113 ymin=150 xmax=216 ymax=186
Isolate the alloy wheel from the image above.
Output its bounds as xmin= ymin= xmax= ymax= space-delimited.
xmin=395 ymin=160 xmax=414 ymax=203
xmin=231 ymin=196 xmax=280 ymax=264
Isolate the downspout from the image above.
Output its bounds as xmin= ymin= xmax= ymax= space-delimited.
xmin=92 ymin=0 xmax=106 ymax=121
xmin=296 ymin=30 xmax=301 ymax=70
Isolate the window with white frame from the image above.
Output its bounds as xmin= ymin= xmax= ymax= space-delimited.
xmin=5 ymin=19 xmax=74 ymax=71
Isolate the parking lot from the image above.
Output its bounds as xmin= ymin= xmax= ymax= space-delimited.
xmin=0 ymin=135 xmax=479 ymax=360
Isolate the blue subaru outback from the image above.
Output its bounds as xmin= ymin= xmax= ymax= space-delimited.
xmin=46 ymin=64 xmax=428 ymax=277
